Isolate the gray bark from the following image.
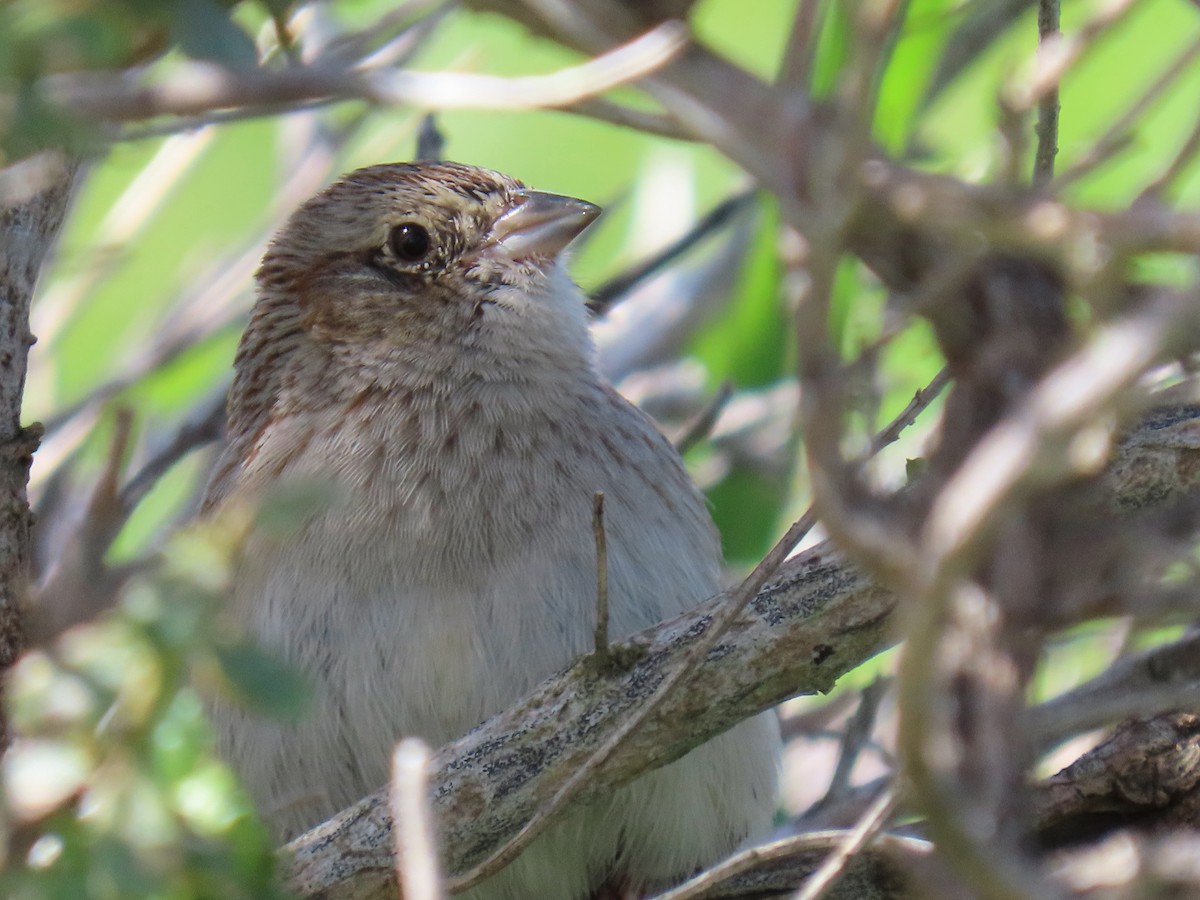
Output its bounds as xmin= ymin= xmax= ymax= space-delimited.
xmin=283 ymin=404 xmax=1200 ymax=898
xmin=0 ymin=154 xmax=77 ymax=744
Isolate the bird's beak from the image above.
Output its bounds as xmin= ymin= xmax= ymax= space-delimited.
xmin=483 ymin=190 xmax=601 ymax=261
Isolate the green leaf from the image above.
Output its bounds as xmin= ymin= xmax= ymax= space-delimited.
xmin=214 ymin=641 xmax=310 ymax=720
xmin=811 ymin=2 xmax=853 ymax=99
xmin=692 ymin=201 xmax=788 ymax=388
xmin=170 ymin=0 xmax=259 ymax=68
xmin=876 ymin=0 xmax=962 ymax=153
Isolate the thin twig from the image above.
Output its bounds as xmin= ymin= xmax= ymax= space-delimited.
xmin=118 ymin=3 xmax=447 ymax=142
xmin=116 ymin=98 xmax=340 ymax=142
xmin=779 ymin=692 xmax=858 ymax=743
xmin=415 ymin=114 xmax=445 ymax=160
xmin=790 ymin=217 xmax=913 ymax=583
xmin=96 ymin=409 xmax=135 ymax=524
xmin=898 ymin=290 xmax=1200 ymax=900
xmin=815 ymin=678 xmax=890 ymax=811
xmin=796 ymin=776 xmax=893 ymax=833
xmin=850 ymin=0 xmax=908 ymax=142
xmin=1141 ymin=112 xmax=1200 ymax=202
xmin=44 ymin=23 xmax=688 ymax=123
xmin=268 ymin=1 xmax=301 ymax=65
xmin=1033 ymin=0 xmax=1061 ymax=187
xmin=33 ymin=130 xmax=215 ymax=349
xmin=863 ymin=368 xmax=951 ymax=461
xmin=119 ymin=389 xmax=227 ymax=514
xmin=283 ymin=402 xmax=1200 ymax=895
xmin=339 ymin=1 xmax=451 ymax=71
xmin=777 ymin=0 xmax=823 ymax=92
xmin=922 ymin=0 xmax=1034 ymax=111
xmin=793 ymin=787 xmax=898 ymax=900
xmin=29 ymin=408 xmax=135 ymax=640
xmin=512 ymin=0 xmax=791 ymax=209
xmin=315 ymin=0 xmax=446 ymax=66
xmin=1052 ymin=34 xmax=1200 ymax=191
xmin=30 ymin=389 xmax=226 ymax=642
xmin=856 ymin=155 xmax=1200 ymax=261
xmin=674 ymin=381 xmax=735 ymax=455
xmin=1027 ymin=630 xmax=1200 ymax=753
xmin=446 ymin=509 xmax=819 ymax=891
xmin=592 ymin=492 xmax=610 ymax=667
xmin=563 ymin=97 xmax=691 ymax=141
xmin=651 ymin=826 xmax=926 ymax=900
xmin=390 ymin=739 xmax=445 ymax=900
xmin=1022 ymin=0 xmax=1140 ymax=110
xmin=587 ymin=190 xmax=756 ymax=316
xmin=997 ymin=88 xmax=1029 ymax=188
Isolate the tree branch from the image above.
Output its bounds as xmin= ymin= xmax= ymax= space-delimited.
xmin=40 ymin=23 xmax=686 ymax=123
xmin=286 ymin=540 xmax=895 ymax=898
xmin=281 ymin=403 xmax=1200 ymax=898
xmin=0 ymin=152 xmax=76 ymax=745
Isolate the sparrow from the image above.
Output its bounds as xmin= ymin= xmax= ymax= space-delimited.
xmin=201 ymin=161 xmax=779 ymax=899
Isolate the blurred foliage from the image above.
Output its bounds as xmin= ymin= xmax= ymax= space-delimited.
xmin=0 ymin=0 xmax=292 ymax=162
xmin=7 ymin=0 xmax=1200 ymax=893
xmin=1 ymin=509 xmax=298 ymax=899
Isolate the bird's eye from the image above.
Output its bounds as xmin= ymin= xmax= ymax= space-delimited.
xmin=389 ymin=223 xmax=432 ymax=263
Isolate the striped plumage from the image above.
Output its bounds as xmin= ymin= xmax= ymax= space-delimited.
xmin=202 ymin=162 xmax=779 ymax=900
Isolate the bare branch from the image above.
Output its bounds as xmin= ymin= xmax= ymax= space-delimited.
xmin=279 ymin=400 xmax=1200 ymax=897
xmin=920 ymin=291 xmax=1200 ymax=589
xmin=591 ymin=491 xmax=610 ymax=665
xmin=415 ymin=114 xmax=446 ymax=161
xmin=563 ymin=96 xmax=692 ymax=140
xmin=894 ymin=290 xmax=1200 ymax=898
xmin=815 ymin=678 xmax=889 ymax=812
xmin=587 ymin=189 xmax=756 ymax=316
xmin=1052 ymin=34 xmax=1200 ymax=191
xmin=862 ymin=369 xmax=951 ymax=462
xmin=923 ymin=0 xmax=1032 ymax=110
xmin=42 ymin=23 xmax=687 ymax=124
xmin=286 ymin=535 xmax=889 ymax=897
xmin=674 ymin=381 xmax=734 ymax=455
xmin=776 ymin=0 xmax=822 ymax=93
xmin=29 ymin=408 xmax=135 ymax=641
xmin=445 ymin=509 xmax=819 ymax=891
xmin=1032 ymin=0 xmax=1061 ymax=187
xmin=652 ymin=830 xmax=927 ymax=900
xmin=1141 ymin=110 xmax=1200 ymax=202
xmin=1028 ymin=630 xmax=1200 ymax=753
xmin=794 ymin=787 xmax=898 ymax=900
xmin=390 ymin=739 xmax=445 ymax=900
xmin=1034 ymin=713 xmax=1200 ymax=850
xmin=0 ymin=152 xmax=77 ymax=742
xmin=119 ymin=390 xmax=226 ymax=515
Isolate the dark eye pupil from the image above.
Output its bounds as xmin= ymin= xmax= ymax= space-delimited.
xmin=389 ymin=223 xmax=431 ymax=262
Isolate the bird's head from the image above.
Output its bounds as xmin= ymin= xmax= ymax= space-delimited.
xmin=254 ymin=162 xmax=601 ymax=372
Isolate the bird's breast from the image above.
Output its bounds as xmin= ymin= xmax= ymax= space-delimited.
xmin=227 ymin=377 xmax=718 ymax=726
